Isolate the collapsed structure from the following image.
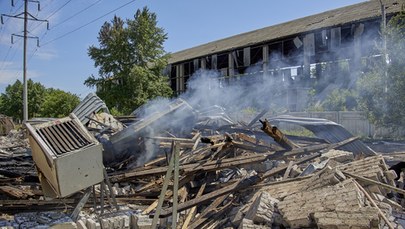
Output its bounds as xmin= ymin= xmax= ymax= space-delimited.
xmin=0 ymin=93 xmax=404 ymax=229
xmin=1 ymin=1 xmax=405 ymax=228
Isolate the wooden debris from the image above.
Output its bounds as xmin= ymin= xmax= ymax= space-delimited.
xmin=1 ymin=109 xmax=404 ymax=229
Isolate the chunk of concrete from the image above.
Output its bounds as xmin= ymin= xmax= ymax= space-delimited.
xmin=321 ymin=149 xmax=354 ymax=163
xmin=238 ymin=218 xmax=269 ymax=229
xmin=245 ymin=191 xmax=279 ymax=226
xmin=130 ymin=214 xmax=153 ymax=229
xmin=50 ymin=222 xmax=77 ymax=229
xmin=76 ymin=220 xmax=87 ymax=229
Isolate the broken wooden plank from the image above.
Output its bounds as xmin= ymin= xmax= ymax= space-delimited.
xmin=172 ymin=141 xmax=180 ymax=229
xmin=151 ymin=141 xmax=178 ymax=229
xmin=193 ymin=199 xmax=234 ymax=229
xmin=261 ymin=153 xmax=321 ymax=179
xmin=111 ymin=143 xmax=331 ymax=182
xmin=343 ymin=171 xmax=405 ymax=196
xmin=352 ymin=179 xmax=395 ymax=229
xmin=0 ymin=185 xmax=35 ymax=199
xmin=189 ymin=193 xmax=230 ymax=229
xmin=260 ymin=119 xmax=299 ymax=150
xmin=182 ymin=183 xmax=206 ymax=229
xmin=283 ymin=161 xmax=295 ymax=180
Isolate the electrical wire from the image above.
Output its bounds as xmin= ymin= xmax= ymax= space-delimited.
xmin=41 ymin=0 xmax=136 ymax=47
xmin=52 ymin=0 xmax=102 ymax=29
xmin=0 ymin=46 xmax=13 ymax=72
xmin=30 ymin=0 xmax=73 ymax=33
xmin=0 ymin=1 xmax=24 ymax=38
xmin=45 ymin=0 xmax=73 ymax=21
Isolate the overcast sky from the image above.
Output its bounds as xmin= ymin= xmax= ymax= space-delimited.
xmin=0 ymin=0 xmax=366 ymax=98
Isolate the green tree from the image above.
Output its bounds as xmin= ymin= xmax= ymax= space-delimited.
xmin=0 ymin=79 xmax=46 ymax=121
xmin=39 ymin=89 xmax=80 ymax=118
xmin=323 ymin=89 xmax=358 ymax=111
xmin=85 ymin=7 xmax=173 ymax=114
xmin=0 ymin=79 xmax=81 ymax=120
xmin=358 ymin=9 xmax=405 ymax=128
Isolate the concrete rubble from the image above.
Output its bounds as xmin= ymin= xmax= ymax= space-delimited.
xmin=0 ymin=96 xmax=405 ymax=229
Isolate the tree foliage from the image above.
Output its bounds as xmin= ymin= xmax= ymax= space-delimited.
xmin=0 ymin=80 xmax=80 ymax=121
xmin=40 ymin=89 xmax=80 ymax=118
xmin=0 ymin=79 xmax=46 ymax=121
xmin=358 ymin=9 xmax=405 ymax=128
xmin=323 ymin=89 xmax=358 ymax=111
xmin=85 ymin=7 xmax=173 ymax=114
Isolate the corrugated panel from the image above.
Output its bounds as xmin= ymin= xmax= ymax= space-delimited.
xmin=72 ymin=93 xmax=110 ymax=125
xmin=270 ymin=115 xmax=376 ymax=156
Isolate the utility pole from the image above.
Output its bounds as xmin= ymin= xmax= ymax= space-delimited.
xmin=379 ymin=0 xmax=388 ymax=93
xmin=1 ymin=0 xmax=49 ymax=123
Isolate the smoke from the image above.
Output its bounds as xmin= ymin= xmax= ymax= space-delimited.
xmin=123 ymin=23 xmax=388 ymax=167
xmin=181 ymin=69 xmax=286 ymax=115
xmin=126 ymin=67 xmax=291 ymax=167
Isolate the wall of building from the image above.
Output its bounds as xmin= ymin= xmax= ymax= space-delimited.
xmin=167 ymin=18 xmax=383 ymax=112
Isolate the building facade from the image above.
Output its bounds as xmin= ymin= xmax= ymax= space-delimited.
xmin=167 ymin=0 xmax=402 ymax=111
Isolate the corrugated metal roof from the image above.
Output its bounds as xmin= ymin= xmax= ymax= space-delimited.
xmin=72 ymin=93 xmax=110 ymax=125
xmin=270 ymin=115 xmax=377 ymax=156
xmin=169 ymin=0 xmax=403 ymax=64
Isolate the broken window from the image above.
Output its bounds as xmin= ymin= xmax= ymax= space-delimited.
xmin=183 ymin=61 xmax=194 ymax=89
xmin=315 ymin=29 xmax=330 ymax=53
xmin=217 ymin=53 xmax=229 ymax=76
xmin=340 ymin=25 xmax=354 ymax=46
xmin=233 ymin=49 xmax=247 ymax=75
xmin=268 ymin=42 xmax=282 ymax=60
xmin=250 ymin=45 xmax=263 ymax=65
xmin=283 ymin=38 xmax=303 ymax=59
xmin=204 ymin=56 xmax=212 ymax=69
xmin=170 ymin=65 xmax=177 ymax=92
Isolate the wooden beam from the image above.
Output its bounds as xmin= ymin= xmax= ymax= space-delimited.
xmin=111 ymin=143 xmax=331 ymax=182
xmin=159 ymin=180 xmax=240 ymax=218
xmin=189 ymin=193 xmax=230 ymax=229
xmin=151 ymin=142 xmax=177 ymax=229
xmin=172 ymin=142 xmax=180 ymax=229
xmin=181 ymin=183 xmax=206 ymax=229
xmin=343 ymin=171 xmax=405 ymax=196
xmin=352 ymin=179 xmax=395 ymax=229
xmin=261 ymin=152 xmax=321 ymax=179
xmin=283 ymin=161 xmax=294 ymax=180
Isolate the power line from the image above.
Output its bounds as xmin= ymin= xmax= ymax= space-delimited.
xmin=41 ymin=0 xmax=136 ymax=47
xmin=52 ymin=0 xmax=102 ymax=29
xmin=45 ymin=0 xmax=73 ymax=21
xmin=0 ymin=45 xmax=13 ymax=72
xmin=0 ymin=1 xmax=23 ymax=38
xmin=30 ymin=0 xmax=72 ymax=33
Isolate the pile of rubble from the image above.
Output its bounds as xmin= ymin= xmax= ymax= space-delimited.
xmin=0 ymin=95 xmax=404 ymax=229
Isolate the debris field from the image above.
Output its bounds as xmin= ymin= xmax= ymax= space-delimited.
xmin=0 ymin=94 xmax=404 ymax=229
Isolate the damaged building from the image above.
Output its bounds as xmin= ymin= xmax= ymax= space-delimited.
xmin=167 ymin=0 xmax=402 ymax=111
xmin=1 ymin=1 xmax=405 ymax=229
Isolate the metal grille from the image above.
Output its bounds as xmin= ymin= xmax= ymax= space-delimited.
xmin=36 ymin=120 xmax=93 ymax=155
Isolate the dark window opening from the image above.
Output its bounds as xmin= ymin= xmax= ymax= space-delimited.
xmin=341 ymin=25 xmax=354 ymax=46
xmin=183 ymin=61 xmax=194 ymax=88
xmin=269 ymin=42 xmax=282 ymax=60
xmin=283 ymin=38 xmax=303 ymax=58
xmin=251 ymin=46 xmax=263 ymax=65
xmin=234 ymin=49 xmax=245 ymax=74
xmin=170 ymin=65 xmax=176 ymax=91
xmin=204 ymin=56 xmax=212 ymax=69
xmin=315 ymin=30 xmax=330 ymax=53
xmin=217 ymin=53 xmax=229 ymax=76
